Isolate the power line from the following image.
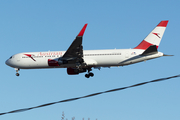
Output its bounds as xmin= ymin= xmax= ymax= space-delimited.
xmin=0 ymin=74 xmax=179 ymax=116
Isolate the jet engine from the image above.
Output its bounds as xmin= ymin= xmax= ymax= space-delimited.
xmin=48 ymin=58 xmax=68 ymax=66
xmin=67 ymin=68 xmax=86 ymax=75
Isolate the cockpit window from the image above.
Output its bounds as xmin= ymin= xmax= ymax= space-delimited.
xmin=9 ymin=56 xmax=13 ymax=59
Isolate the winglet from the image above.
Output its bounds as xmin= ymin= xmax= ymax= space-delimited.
xmin=157 ymin=20 xmax=169 ymax=27
xmin=77 ymin=24 xmax=88 ymax=37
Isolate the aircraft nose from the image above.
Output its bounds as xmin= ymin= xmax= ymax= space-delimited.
xmin=5 ymin=59 xmax=14 ymax=67
xmin=5 ymin=59 xmax=10 ymax=66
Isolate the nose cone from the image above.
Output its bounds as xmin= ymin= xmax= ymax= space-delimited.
xmin=5 ymin=58 xmax=15 ymax=68
xmin=5 ymin=59 xmax=11 ymax=66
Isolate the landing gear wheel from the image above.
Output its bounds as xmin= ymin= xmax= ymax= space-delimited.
xmin=85 ymin=74 xmax=90 ymax=78
xmin=16 ymin=73 xmax=20 ymax=76
xmin=85 ymin=72 xmax=94 ymax=78
xmin=85 ymin=68 xmax=94 ymax=78
xmin=15 ymin=68 xmax=20 ymax=76
xmin=89 ymin=72 xmax=94 ymax=77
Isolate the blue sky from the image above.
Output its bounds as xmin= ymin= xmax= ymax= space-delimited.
xmin=1 ymin=0 xmax=180 ymax=120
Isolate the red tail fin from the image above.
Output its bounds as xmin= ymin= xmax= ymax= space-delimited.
xmin=134 ymin=20 xmax=168 ymax=50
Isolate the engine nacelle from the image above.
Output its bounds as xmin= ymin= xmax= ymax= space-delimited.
xmin=67 ymin=68 xmax=79 ymax=75
xmin=48 ymin=58 xmax=68 ymax=66
xmin=67 ymin=68 xmax=86 ymax=75
xmin=48 ymin=59 xmax=59 ymax=66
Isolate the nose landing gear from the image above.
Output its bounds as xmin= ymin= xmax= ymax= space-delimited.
xmin=15 ymin=68 xmax=20 ymax=76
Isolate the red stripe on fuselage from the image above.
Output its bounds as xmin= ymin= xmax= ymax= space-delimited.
xmin=134 ymin=40 xmax=158 ymax=50
xmin=24 ymin=54 xmax=36 ymax=61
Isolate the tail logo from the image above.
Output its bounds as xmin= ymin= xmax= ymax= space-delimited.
xmin=24 ymin=54 xmax=36 ymax=61
xmin=153 ymin=33 xmax=161 ymax=38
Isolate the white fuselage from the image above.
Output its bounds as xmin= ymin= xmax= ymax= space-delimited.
xmin=5 ymin=49 xmax=163 ymax=69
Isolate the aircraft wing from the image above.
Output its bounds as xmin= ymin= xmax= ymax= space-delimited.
xmin=61 ymin=24 xmax=88 ymax=64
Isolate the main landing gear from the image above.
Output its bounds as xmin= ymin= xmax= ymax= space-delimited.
xmin=85 ymin=72 xmax=94 ymax=78
xmin=85 ymin=68 xmax=94 ymax=78
xmin=15 ymin=68 xmax=20 ymax=76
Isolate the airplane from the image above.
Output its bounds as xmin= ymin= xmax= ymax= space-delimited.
xmin=6 ymin=20 xmax=171 ymax=78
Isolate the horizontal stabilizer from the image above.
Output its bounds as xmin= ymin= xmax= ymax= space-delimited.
xmin=141 ymin=45 xmax=158 ymax=56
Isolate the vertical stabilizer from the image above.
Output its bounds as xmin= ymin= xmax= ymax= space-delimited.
xmin=134 ymin=20 xmax=168 ymax=50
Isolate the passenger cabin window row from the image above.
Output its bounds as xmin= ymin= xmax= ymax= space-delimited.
xmin=22 ymin=55 xmax=62 ymax=58
xmin=22 ymin=56 xmax=43 ymax=58
xmin=22 ymin=53 xmax=121 ymax=58
xmin=84 ymin=53 xmax=121 ymax=56
xmin=34 ymin=56 xmax=43 ymax=58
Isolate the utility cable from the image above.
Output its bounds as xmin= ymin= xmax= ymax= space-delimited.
xmin=0 ymin=74 xmax=179 ymax=116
